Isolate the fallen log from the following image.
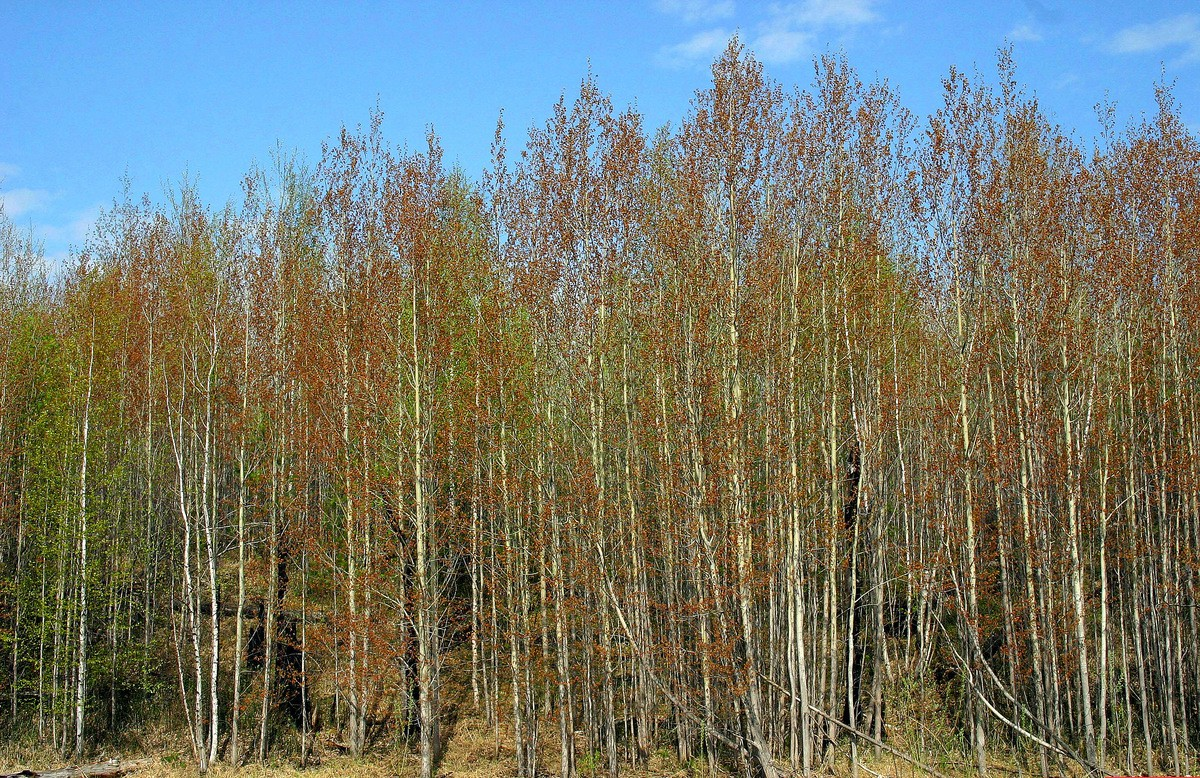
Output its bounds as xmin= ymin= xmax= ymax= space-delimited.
xmin=1 ymin=757 xmax=152 ymax=778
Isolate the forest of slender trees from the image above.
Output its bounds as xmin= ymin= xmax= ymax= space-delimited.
xmin=1 ymin=42 xmax=1198 ymax=778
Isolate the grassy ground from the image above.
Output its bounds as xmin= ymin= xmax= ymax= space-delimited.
xmin=0 ymin=723 xmax=1044 ymax=778
xmin=0 ymin=692 xmax=1071 ymax=778
xmin=1 ymin=715 xmax=698 ymax=778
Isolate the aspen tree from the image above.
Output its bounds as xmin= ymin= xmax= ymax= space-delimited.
xmin=73 ymin=319 xmax=94 ymax=759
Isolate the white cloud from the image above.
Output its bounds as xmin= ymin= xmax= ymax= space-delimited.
xmin=656 ymin=0 xmax=879 ymax=69
xmin=657 ymin=0 xmax=735 ymax=24
xmin=1111 ymin=14 xmax=1200 ymax=65
xmin=0 ymin=188 xmax=53 ymax=218
xmin=748 ymin=0 xmax=880 ymax=65
xmin=786 ymin=0 xmax=878 ymax=27
xmin=1052 ymin=72 xmax=1079 ymax=90
xmin=658 ymin=27 xmax=732 ymax=68
xmin=753 ymin=27 xmax=813 ymax=64
xmin=1007 ymin=23 xmax=1043 ymax=43
xmin=37 ymin=204 xmax=103 ymax=248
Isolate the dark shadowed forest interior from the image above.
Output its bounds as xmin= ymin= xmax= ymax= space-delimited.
xmin=1 ymin=41 xmax=1198 ymax=778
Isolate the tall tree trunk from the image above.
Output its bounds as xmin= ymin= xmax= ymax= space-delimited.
xmin=74 ymin=330 xmax=95 ymax=760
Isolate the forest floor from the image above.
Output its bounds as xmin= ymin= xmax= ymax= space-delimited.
xmin=2 ymin=716 xmax=703 ymax=778
xmin=0 ymin=722 xmax=1035 ymax=778
xmin=0 ymin=669 xmax=1040 ymax=778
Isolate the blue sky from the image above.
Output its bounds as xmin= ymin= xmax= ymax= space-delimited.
xmin=2 ymin=1 xmax=1198 ymax=264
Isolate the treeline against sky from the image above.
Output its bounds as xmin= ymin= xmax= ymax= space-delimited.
xmin=1 ymin=42 xmax=1198 ymax=778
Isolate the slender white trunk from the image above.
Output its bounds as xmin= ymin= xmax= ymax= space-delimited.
xmin=202 ymin=320 xmax=220 ymax=768
xmin=74 ymin=330 xmax=95 ymax=759
xmin=231 ymin=310 xmax=249 ymax=764
xmin=414 ymin=276 xmax=439 ymax=778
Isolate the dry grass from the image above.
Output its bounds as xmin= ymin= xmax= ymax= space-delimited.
xmin=436 ymin=714 xmax=512 ymax=778
xmin=0 ymin=715 xmax=704 ymax=778
xmin=0 ymin=712 xmax=1051 ymax=778
xmin=0 ymin=751 xmax=408 ymax=778
xmin=132 ymin=756 xmax=402 ymax=778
